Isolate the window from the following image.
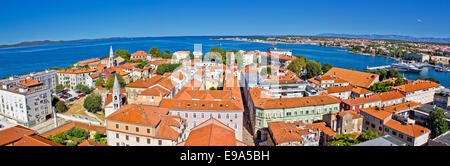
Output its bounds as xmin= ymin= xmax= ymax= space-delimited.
xmin=185 ymin=113 xmax=188 ymax=118
xmin=136 ymin=127 xmax=139 ymax=132
xmin=136 ymin=137 xmax=140 ymax=142
xmin=147 ymin=128 xmax=150 ymax=133
xmin=158 ymin=140 xmax=162 ymax=145
xmin=218 ymin=114 xmax=221 ymax=119
xmin=202 ymin=113 xmax=204 ymax=118
xmin=116 ymin=142 xmax=119 ymax=146
xmin=407 ymin=137 xmax=413 ymax=142
xmin=115 ymin=124 xmax=119 ymax=129
xmin=392 ymin=131 xmax=397 ymax=136
xmin=126 ymin=135 xmax=129 ymax=140
xmin=116 ymin=133 xmax=119 ymax=138
xmin=125 ymin=126 xmax=129 ymax=130
xmin=379 ymin=127 xmax=382 ymax=131
xmin=385 ymin=128 xmax=389 ymax=132
xmin=286 ymin=112 xmax=291 ymax=116
xmin=399 ymin=134 xmax=404 ymax=139
xmin=226 ymin=114 xmax=229 ymax=119
xmin=235 ymin=114 xmax=238 ymax=119
xmin=379 ymin=120 xmax=383 ymax=124
xmin=147 ymin=139 xmax=151 ymax=144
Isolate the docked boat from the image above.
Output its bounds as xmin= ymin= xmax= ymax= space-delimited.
xmin=391 ymin=61 xmax=421 ymax=73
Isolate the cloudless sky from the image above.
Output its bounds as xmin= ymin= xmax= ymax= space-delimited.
xmin=0 ymin=0 xmax=449 ymax=44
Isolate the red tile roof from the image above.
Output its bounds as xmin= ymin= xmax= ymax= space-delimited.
xmin=180 ymin=118 xmax=247 ymax=146
xmin=106 ymin=104 xmax=170 ymax=127
xmin=351 ymin=87 xmax=373 ymax=94
xmin=58 ymin=68 xmax=96 ymax=74
xmin=17 ymin=79 xmax=43 ymax=87
xmin=392 ymin=80 xmax=440 ymax=93
xmin=360 ymin=101 xmax=421 ymax=120
xmin=14 ymin=135 xmax=63 ymax=146
xmin=0 ymin=125 xmax=37 ymax=146
xmin=384 ymin=120 xmax=430 ymax=137
xmin=324 ymin=67 xmax=378 ymax=88
xmin=250 ymin=88 xmax=341 ymax=109
xmin=377 ymin=91 xmax=405 ymax=101
xmin=342 ymin=95 xmax=381 ymax=106
xmin=325 ymin=85 xmax=353 ymax=93
xmin=125 ymin=76 xmax=163 ymax=88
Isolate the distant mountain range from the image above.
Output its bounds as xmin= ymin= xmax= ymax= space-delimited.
xmin=1 ymin=34 xmax=449 ymax=49
xmin=0 ymin=37 xmax=125 ymax=49
xmin=316 ymin=33 xmax=450 ymax=44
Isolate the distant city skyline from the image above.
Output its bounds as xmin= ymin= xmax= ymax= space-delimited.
xmin=0 ymin=0 xmax=449 ymax=45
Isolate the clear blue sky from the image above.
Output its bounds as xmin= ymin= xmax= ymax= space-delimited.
xmin=0 ymin=0 xmax=449 ymax=44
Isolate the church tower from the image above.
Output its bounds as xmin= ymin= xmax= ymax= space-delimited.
xmin=112 ymin=75 xmax=122 ymax=111
xmin=107 ymin=46 xmax=115 ymax=68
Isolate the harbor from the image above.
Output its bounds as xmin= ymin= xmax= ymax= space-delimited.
xmin=367 ymin=61 xmax=450 ymax=73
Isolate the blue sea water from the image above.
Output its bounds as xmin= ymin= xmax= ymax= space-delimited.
xmin=0 ymin=36 xmax=448 ymax=86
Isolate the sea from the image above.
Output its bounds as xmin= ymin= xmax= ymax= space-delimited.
xmin=0 ymin=36 xmax=448 ymax=87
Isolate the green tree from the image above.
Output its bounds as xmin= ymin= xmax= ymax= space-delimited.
xmin=368 ymin=81 xmax=393 ymax=93
xmin=51 ymin=95 xmax=60 ymax=107
xmin=95 ymin=78 xmax=105 ymax=87
xmin=115 ymin=49 xmax=131 ymax=60
xmin=46 ymin=127 xmax=89 ymax=146
xmin=55 ymin=84 xmax=65 ymax=93
xmin=427 ymin=107 xmax=449 ymax=138
xmin=105 ymin=73 xmax=126 ymax=90
xmin=305 ymin=60 xmax=322 ymax=78
xmin=156 ymin=63 xmax=182 ymax=75
xmin=75 ymin=84 xmax=94 ymax=94
xmin=287 ymin=56 xmax=307 ymax=74
xmin=321 ymin=63 xmax=333 ymax=73
xmin=83 ymin=94 xmax=102 ymax=113
xmin=55 ymin=101 xmax=67 ymax=113
xmin=135 ymin=61 xmax=147 ymax=69
xmin=90 ymin=132 xmax=107 ymax=144
xmin=394 ymin=77 xmax=406 ymax=86
xmin=328 ymin=134 xmax=359 ymax=146
xmin=209 ymin=87 xmax=217 ymax=90
xmin=149 ymin=47 xmax=162 ymax=57
xmin=358 ymin=129 xmax=379 ymax=142
xmin=162 ymin=50 xmax=173 ymax=59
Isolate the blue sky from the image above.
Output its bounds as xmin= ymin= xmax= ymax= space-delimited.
xmin=0 ymin=0 xmax=449 ymax=44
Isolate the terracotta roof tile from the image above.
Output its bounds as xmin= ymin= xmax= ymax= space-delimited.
xmin=342 ymin=95 xmax=381 ymax=106
xmin=384 ymin=120 xmax=430 ymax=137
xmin=0 ymin=125 xmax=37 ymax=146
xmin=377 ymin=91 xmax=405 ymax=101
xmin=392 ymin=80 xmax=440 ymax=93
xmin=105 ymin=104 xmax=170 ymax=127
xmin=125 ymin=76 xmax=163 ymax=88
xmin=325 ymin=85 xmax=353 ymax=93
xmin=324 ymin=67 xmax=378 ymax=88
xmin=181 ymin=118 xmax=246 ymax=146
xmin=14 ymin=135 xmax=63 ymax=146
xmin=250 ymin=88 xmax=341 ymax=109
xmin=360 ymin=101 xmax=421 ymax=120
xmin=17 ymin=79 xmax=43 ymax=87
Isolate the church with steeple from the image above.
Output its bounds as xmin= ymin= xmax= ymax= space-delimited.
xmin=107 ymin=45 xmax=116 ymax=68
xmin=104 ymin=75 xmax=126 ymax=118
